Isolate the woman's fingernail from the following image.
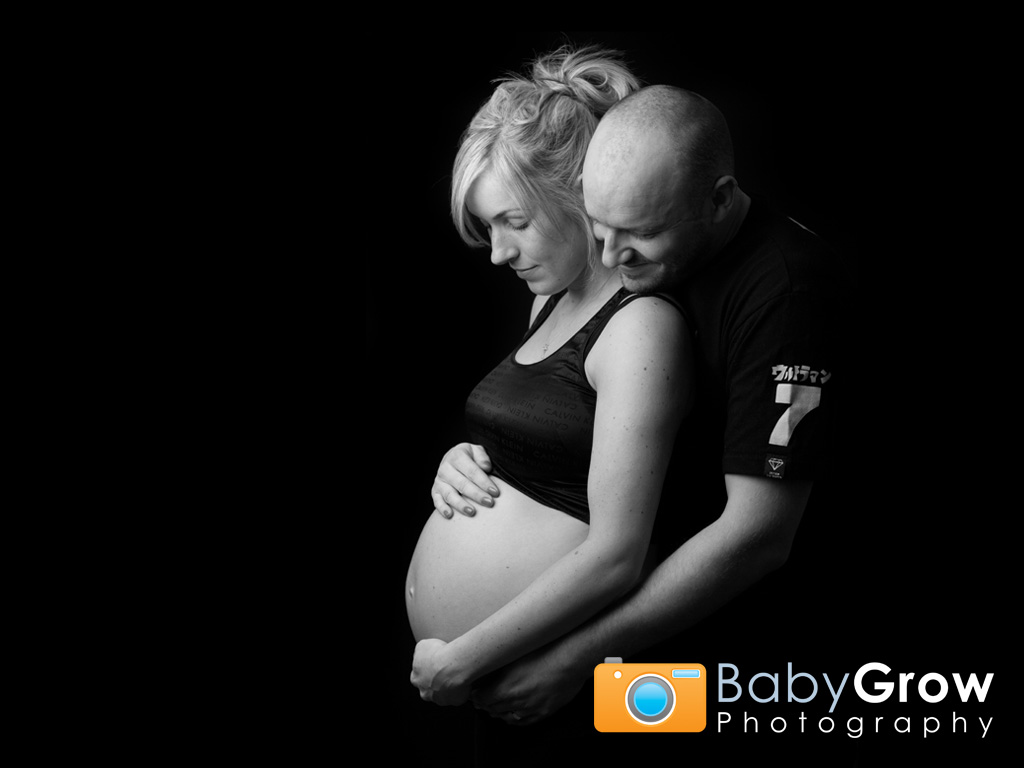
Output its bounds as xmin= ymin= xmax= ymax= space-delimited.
xmin=489 ymin=486 xmax=499 ymax=496
xmin=482 ymin=497 xmax=494 ymax=507
xmin=464 ymin=506 xmax=476 ymax=516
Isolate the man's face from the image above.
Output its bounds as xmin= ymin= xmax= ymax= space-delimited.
xmin=582 ymin=131 xmax=714 ymax=293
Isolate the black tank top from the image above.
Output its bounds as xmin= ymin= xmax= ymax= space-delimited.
xmin=465 ymin=287 xmax=643 ymax=524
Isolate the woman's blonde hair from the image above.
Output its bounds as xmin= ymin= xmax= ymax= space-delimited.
xmin=451 ymin=46 xmax=640 ymax=265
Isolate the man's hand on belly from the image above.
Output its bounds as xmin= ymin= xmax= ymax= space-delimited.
xmin=411 ymin=638 xmax=472 ymax=706
xmin=470 ymin=642 xmax=588 ymax=725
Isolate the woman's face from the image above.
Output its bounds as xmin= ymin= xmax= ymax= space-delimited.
xmin=466 ymin=168 xmax=589 ymax=295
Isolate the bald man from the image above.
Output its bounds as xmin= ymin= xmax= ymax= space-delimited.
xmin=431 ymin=85 xmax=850 ymax=729
xmin=583 ymin=85 xmax=748 ymax=292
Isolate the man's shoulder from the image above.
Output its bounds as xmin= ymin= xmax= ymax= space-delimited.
xmin=742 ymin=200 xmax=846 ymax=290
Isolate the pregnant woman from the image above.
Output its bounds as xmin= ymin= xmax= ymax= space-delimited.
xmin=406 ymin=46 xmax=693 ymax=714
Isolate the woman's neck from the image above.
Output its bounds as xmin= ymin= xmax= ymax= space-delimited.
xmin=563 ymin=264 xmax=621 ymax=306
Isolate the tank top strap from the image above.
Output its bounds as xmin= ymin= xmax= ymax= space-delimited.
xmin=580 ymin=290 xmax=688 ymax=363
xmin=645 ymin=291 xmax=691 ymax=329
xmin=519 ymin=290 xmax=566 ymax=346
xmin=615 ymin=291 xmax=690 ymax=325
xmin=578 ymin=287 xmax=632 ymax=363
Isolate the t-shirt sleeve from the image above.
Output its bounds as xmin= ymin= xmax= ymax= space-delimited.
xmin=721 ymin=288 xmax=839 ymax=481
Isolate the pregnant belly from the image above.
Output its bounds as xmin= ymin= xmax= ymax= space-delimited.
xmin=406 ymin=478 xmax=589 ymax=642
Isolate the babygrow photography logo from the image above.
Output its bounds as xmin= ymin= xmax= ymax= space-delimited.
xmin=593 ymin=659 xmax=706 ymax=732
xmin=594 ymin=661 xmax=995 ymax=739
xmin=717 ymin=662 xmax=995 ymax=739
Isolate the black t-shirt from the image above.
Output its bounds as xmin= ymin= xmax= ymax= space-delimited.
xmin=649 ymin=197 xmax=852 ymax=560
xmin=677 ymin=197 xmax=848 ymax=479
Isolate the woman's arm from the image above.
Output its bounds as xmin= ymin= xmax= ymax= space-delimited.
xmin=412 ymin=296 xmax=692 ymax=704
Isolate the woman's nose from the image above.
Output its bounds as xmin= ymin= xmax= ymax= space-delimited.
xmin=490 ymin=232 xmax=518 ymax=265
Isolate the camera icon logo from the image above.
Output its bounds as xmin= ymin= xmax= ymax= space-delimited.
xmin=594 ymin=659 xmax=706 ymax=732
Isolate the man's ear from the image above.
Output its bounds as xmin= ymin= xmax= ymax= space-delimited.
xmin=710 ymin=175 xmax=738 ymax=223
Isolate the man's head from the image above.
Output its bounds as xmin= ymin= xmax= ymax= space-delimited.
xmin=582 ymin=84 xmax=744 ymax=292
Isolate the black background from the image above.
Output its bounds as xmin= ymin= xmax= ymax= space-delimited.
xmin=364 ymin=30 xmax=1004 ymax=765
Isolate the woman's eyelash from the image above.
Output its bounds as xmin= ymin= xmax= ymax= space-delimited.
xmin=477 ymin=218 xmax=529 ymax=234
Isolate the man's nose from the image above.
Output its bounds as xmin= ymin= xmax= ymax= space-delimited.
xmin=600 ymin=230 xmax=633 ymax=268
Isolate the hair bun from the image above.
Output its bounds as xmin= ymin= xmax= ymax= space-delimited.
xmin=531 ymin=45 xmax=639 ymax=117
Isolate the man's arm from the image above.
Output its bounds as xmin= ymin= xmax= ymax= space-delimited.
xmin=471 ymin=474 xmax=811 ymax=723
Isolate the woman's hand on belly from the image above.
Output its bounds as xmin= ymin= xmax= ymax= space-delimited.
xmin=411 ymin=638 xmax=471 ymax=706
xmin=430 ymin=442 xmax=499 ymax=519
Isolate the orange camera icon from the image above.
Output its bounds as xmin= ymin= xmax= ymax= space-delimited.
xmin=594 ymin=660 xmax=706 ymax=732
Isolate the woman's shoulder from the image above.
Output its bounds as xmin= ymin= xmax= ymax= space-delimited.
xmin=606 ymin=292 xmax=690 ymax=340
xmin=585 ymin=291 xmax=692 ymax=381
